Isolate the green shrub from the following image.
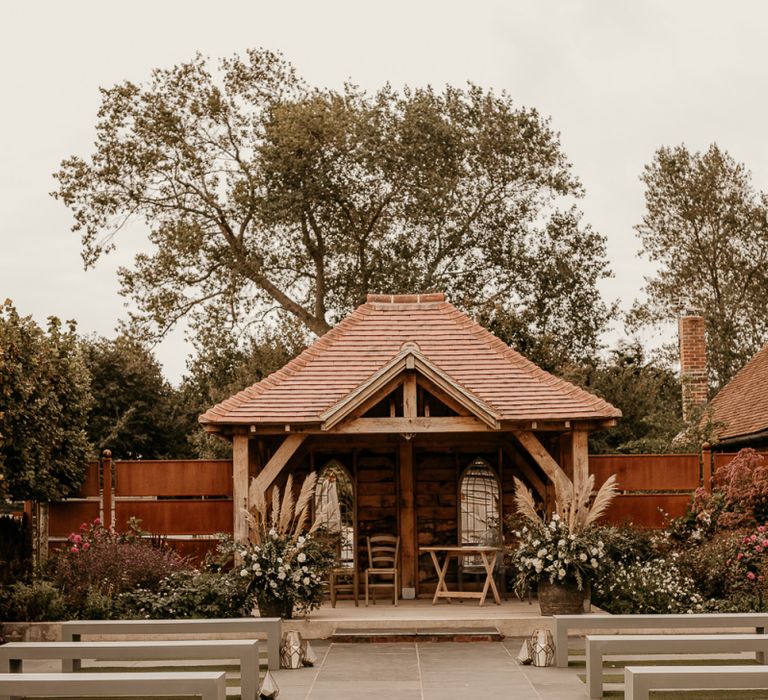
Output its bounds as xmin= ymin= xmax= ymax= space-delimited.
xmin=48 ymin=519 xmax=189 ymax=616
xmin=593 ymin=555 xmax=703 ymax=614
xmin=0 ymin=580 xmax=67 ymax=621
xmin=119 ymin=570 xmax=251 ymax=619
xmin=0 ymin=514 xmax=32 ymax=585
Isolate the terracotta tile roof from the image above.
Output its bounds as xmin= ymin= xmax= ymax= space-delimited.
xmin=200 ymin=293 xmax=622 ymax=426
xmin=709 ymin=343 xmax=768 ymax=441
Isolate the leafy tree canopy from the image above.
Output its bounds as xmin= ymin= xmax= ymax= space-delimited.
xmin=82 ymin=334 xmax=191 ymax=459
xmin=55 ymin=49 xmax=615 ymax=371
xmin=631 ymin=143 xmax=768 ymax=388
xmin=0 ymin=301 xmax=92 ymax=501
xmin=562 ymin=341 xmax=684 ymax=454
xmin=179 ymin=321 xmax=306 ymax=458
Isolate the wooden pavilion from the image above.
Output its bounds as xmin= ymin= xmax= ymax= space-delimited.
xmin=199 ymin=293 xmax=621 ymax=598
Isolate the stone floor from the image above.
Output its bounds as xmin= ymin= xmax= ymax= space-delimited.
xmin=272 ymin=639 xmax=586 ymax=700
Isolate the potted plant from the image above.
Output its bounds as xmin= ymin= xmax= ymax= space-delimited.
xmin=236 ymin=473 xmax=334 ymax=619
xmin=509 ymin=471 xmax=617 ymax=615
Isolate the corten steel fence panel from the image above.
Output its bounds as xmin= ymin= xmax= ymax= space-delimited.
xmin=48 ymin=461 xmax=101 ymax=543
xmin=46 ymin=459 xmax=234 ymax=560
xmin=590 ymin=454 xmax=701 ymax=528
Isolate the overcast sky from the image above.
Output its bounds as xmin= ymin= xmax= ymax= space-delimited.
xmin=2 ymin=0 xmax=767 ymax=384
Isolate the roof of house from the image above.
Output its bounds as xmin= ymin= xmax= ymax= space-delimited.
xmin=709 ymin=342 xmax=768 ymax=442
xmin=199 ymin=293 xmax=622 ymax=427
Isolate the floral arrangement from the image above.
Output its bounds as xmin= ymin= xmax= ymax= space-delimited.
xmin=511 ymin=514 xmax=607 ymax=593
xmin=509 ymin=470 xmax=618 ymax=596
xmin=238 ymin=473 xmax=334 ymax=618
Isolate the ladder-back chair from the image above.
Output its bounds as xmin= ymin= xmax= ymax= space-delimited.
xmin=365 ymin=535 xmax=400 ymax=606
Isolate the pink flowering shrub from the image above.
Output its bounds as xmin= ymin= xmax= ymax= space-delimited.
xmin=714 ymin=449 xmax=768 ymax=528
xmin=50 ymin=518 xmax=188 ymax=615
xmin=727 ymin=524 xmax=768 ymax=607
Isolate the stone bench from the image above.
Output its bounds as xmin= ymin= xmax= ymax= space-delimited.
xmin=0 ymin=639 xmax=259 ymax=700
xmin=0 ymin=671 xmax=225 ymax=700
xmin=587 ymin=633 xmax=768 ymax=697
xmin=624 ymin=664 xmax=768 ymax=700
xmin=61 ymin=617 xmax=281 ymax=670
xmin=553 ymin=612 xmax=768 ymax=667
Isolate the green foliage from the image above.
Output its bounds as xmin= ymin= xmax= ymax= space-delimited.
xmin=54 ymin=49 xmax=615 ymax=370
xmin=0 ymin=580 xmax=68 ymax=622
xmin=179 ymin=324 xmax=305 ymax=457
xmin=562 ymin=341 xmax=684 ymax=453
xmin=119 ymin=570 xmax=251 ymax=619
xmin=48 ymin=519 xmax=188 ymax=616
xmin=631 ymin=143 xmax=768 ymax=389
xmin=81 ymin=334 xmax=191 ymax=459
xmin=0 ymin=300 xmax=92 ymax=501
xmin=593 ymin=555 xmax=703 ymax=614
xmin=0 ymin=514 xmax=32 ymax=585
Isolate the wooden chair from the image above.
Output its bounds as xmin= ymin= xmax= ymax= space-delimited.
xmin=365 ymin=535 xmax=400 ymax=606
xmin=329 ymin=538 xmax=358 ymax=607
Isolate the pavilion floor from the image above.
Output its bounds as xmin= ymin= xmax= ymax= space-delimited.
xmin=283 ymin=597 xmax=554 ymax=639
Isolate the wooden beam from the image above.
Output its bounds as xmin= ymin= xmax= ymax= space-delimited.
xmin=512 ymin=430 xmax=572 ymax=496
xmin=233 ymin=434 xmax=250 ymax=544
xmin=398 ymin=438 xmax=416 ymax=597
xmin=332 ymin=417 xmax=494 ymax=434
xmin=403 ymin=373 xmax=417 ymax=418
xmin=501 ymin=439 xmax=546 ymax=500
xmin=250 ymin=434 xmax=307 ymax=500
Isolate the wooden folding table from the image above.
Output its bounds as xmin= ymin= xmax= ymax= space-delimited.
xmin=420 ymin=545 xmax=502 ymax=606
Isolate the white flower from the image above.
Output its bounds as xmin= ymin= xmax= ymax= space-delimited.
xmin=551 ymin=514 xmax=560 ymax=521
xmin=558 ymin=568 xmax=566 ymax=579
xmin=240 ymin=569 xmax=248 ymax=577
xmin=590 ymin=558 xmax=599 ymax=568
xmin=303 ymin=576 xmax=310 ymax=585
xmin=298 ymin=536 xmax=306 ymax=544
xmin=278 ymin=571 xmax=286 ymax=580
xmin=579 ymin=553 xmax=587 ymax=562
xmin=297 ymin=552 xmax=306 ymax=563
xmin=558 ymin=539 xmax=566 ymax=547
xmin=537 ymin=548 xmax=547 ymax=558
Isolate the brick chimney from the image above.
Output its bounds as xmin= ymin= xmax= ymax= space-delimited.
xmin=679 ymin=315 xmax=708 ymax=421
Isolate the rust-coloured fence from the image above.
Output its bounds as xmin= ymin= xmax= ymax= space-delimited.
xmin=590 ymin=453 xmax=703 ymax=528
xmin=47 ymin=454 xmax=233 ymax=560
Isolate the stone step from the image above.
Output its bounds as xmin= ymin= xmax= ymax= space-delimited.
xmin=330 ymin=627 xmax=504 ymax=643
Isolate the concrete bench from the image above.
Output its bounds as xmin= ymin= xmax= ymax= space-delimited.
xmin=553 ymin=612 xmax=768 ymax=667
xmin=587 ymin=633 xmax=768 ymax=697
xmin=0 ymin=640 xmax=259 ymax=700
xmin=61 ymin=617 xmax=281 ymax=670
xmin=0 ymin=671 xmax=225 ymax=700
xmin=624 ymin=664 xmax=768 ymax=700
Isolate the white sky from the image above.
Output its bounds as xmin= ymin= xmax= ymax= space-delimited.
xmin=2 ymin=0 xmax=767 ymax=385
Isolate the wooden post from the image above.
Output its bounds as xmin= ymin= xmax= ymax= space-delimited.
xmin=101 ymin=449 xmax=113 ymax=529
xmin=702 ymin=441 xmax=713 ymax=492
xmin=403 ymin=372 xmax=417 ymax=418
xmin=233 ymin=434 xmax=250 ymax=544
xmin=398 ymin=437 xmax=416 ymax=598
xmin=571 ymin=430 xmax=589 ymax=486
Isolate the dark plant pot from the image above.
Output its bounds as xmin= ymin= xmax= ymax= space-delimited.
xmin=537 ymin=580 xmax=584 ymax=616
xmin=258 ymin=595 xmax=293 ymax=620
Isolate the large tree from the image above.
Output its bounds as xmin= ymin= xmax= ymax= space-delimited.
xmin=55 ymin=49 xmax=614 ymax=370
xmin=562 ymin=342 xmax=683 ymax=454
xmin=632 ymin=143 xmax=768 ymax=388
xmin=82 ymin=335 xmax=191 ymax=459
xmin=0 ymin=301 xmax=92 ymax=501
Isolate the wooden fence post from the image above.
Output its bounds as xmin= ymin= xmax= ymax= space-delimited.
xmin=102 ymin=449 xmax=113 ymax=528
xmin=701 ymin=442 xmax=713 ymax=492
